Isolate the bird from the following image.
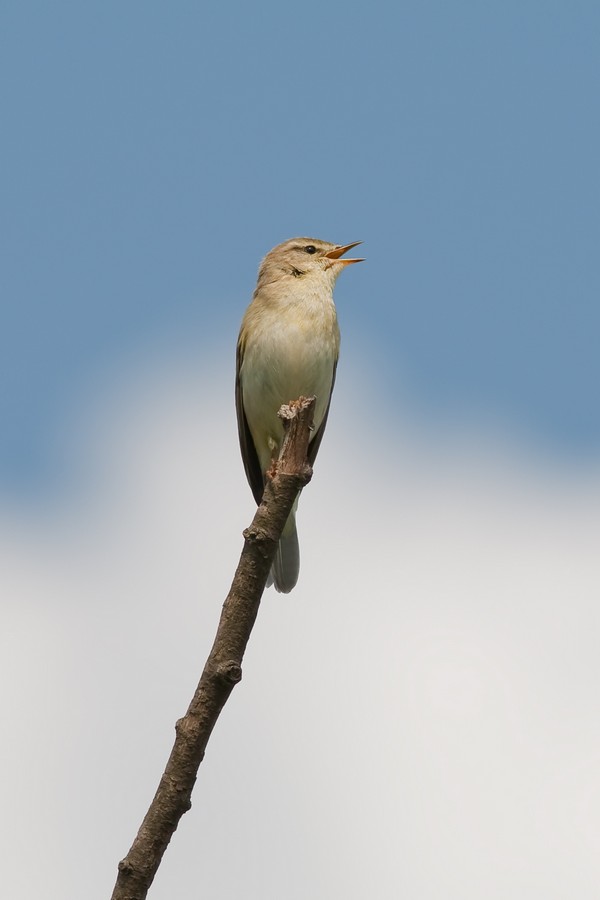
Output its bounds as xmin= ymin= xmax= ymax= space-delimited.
xmin=235 ymin=237 xmax=363 ymax=593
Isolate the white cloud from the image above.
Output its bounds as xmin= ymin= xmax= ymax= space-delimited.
xmin=2 ymin=352 xmax=599 ymax=899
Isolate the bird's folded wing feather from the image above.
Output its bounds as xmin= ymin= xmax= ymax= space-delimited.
xmin=307 ymin=359 xmax=337 ymax=466
xmin=235 ymin=337 xmax=265 ymax=505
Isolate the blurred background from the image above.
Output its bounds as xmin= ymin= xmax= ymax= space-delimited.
xmin=2 ymin=3 xmax=599 ymax=898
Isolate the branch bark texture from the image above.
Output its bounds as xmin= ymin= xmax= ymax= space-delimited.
xmin=110 ymin=396 xmax=316 ymax=900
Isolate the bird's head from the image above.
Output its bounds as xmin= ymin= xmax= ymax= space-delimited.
xmin=256 ymin=238 xmax=364 ymax=290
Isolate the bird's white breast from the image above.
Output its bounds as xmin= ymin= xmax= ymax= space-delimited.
xmin=240 ymin=282 xmax=339 ymax=472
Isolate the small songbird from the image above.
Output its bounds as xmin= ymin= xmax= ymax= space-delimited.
xmin=236 ymin=237 xmax=363 ymax=593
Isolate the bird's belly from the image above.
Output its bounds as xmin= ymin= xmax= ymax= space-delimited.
xmin=241 ymin=328 xmax=335 ymax=470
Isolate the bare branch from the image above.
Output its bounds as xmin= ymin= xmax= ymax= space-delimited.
xmin=110 ymin=396 xmax=316 ymax=900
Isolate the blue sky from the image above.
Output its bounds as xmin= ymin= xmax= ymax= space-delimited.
xmin=2 ymin=6 xmax=600 ymax=897
xmin=2 ymin=1 xmax=599 ymax=498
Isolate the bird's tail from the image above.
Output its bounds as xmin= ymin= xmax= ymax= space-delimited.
xmin=270 ymin=511 xmax=300 ymax=594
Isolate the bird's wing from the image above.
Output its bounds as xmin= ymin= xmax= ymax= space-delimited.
xmin=235 ymin=336 xmax=265 ymax=505
xmin=307 ymin=359 xmax=338 ymax=467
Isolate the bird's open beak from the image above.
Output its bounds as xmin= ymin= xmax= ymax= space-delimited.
xmin=323 ymin=241 xmax=365 ymax=266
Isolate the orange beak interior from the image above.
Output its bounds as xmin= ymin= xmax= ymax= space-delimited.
xmin=323 ymin=241 xmax=365 ymax=265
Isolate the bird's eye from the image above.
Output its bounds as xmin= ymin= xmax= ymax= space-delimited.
xmin=305 ymin=245 xmax=317 ymax=254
